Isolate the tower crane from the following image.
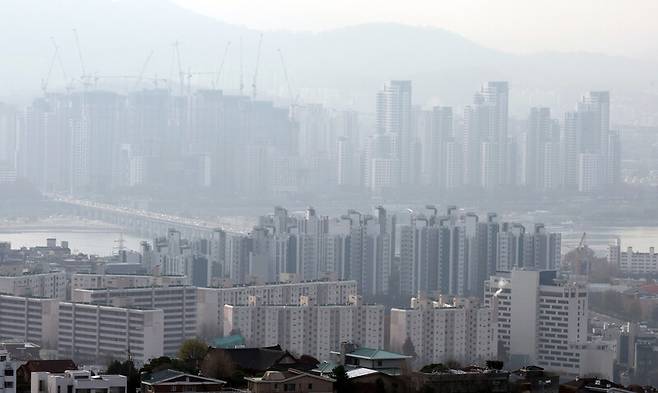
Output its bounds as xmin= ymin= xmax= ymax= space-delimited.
xmin=41 ymin=37 xmax=59 ymax=95
xmin=134 ymin=50 xmax=155 ymax=90
xmin=72 ymin=28 xmax=92 ymax=88
xmin=214 ymin=41 xmax=231 ymax=89
xmin=251 ymin=33 xmax=263 ymax=99
xmin=277 ymin=48 xmax=298 ymax=119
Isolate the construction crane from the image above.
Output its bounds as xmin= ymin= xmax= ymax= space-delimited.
xmin=239 ymin=36 xmax=244 ymax=96
xmin=41 ymin=37 xmax=59 ymax=94
xmin=277 ymin=48 xmax=298 ymax=119
xmin=72 ymin=28 xmax=92 ymax=88
xmin=251 ymin=33 xmax=263 ymax=99
xmin=134 ymin=50 xmax=155 ymax=90
xmin=173 ymin=41 xmax=185 ymax=96
xmin=214 ymin=41 xmax=231 ymax=89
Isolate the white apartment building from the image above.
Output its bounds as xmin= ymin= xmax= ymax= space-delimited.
xmin=0 ymin=350 xmax=19 ymax=393
xmin=196 ymin=280 xmax=358 ymax=338
xmin=71 ymin=286 xmax=196 ymax=356
xmin=484 ymin=270 xmax=591 ymax=377
xmin=608 ymin=240 xmax=658 ymax=274
xmin=389 ymin=297 xmax=496 ymax=367
xmin=71 ymin=273 xmax=188 ymax=292
xmin=31 ymin=370 xmax=126 ymax=393
xmin=57 ymin=302 xmax=164 ymax=365
xmin=0 ymin=295 xmax=59 ymax=349
xmin=223 ymin=295 xmax=383 ymax=361
xmin=0 ymin=272 xmax=67 ymax=299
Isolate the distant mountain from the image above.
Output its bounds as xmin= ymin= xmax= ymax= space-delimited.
xmin=2 ymin=0 xmax=656 ymax=117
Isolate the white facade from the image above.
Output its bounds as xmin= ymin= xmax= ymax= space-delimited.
xmin=71 ymin=273 xmax=188 ymax=292
xmin=484 ymin=270 xmax=589 ymax=376
xmin=0 ymin=272 xmax=67 ymax=299
xmin=32 ymin=370 xmax=126 ymax=393
xmin=0 ymin=351 xmax=18 ymax=393
xmin=57 ymin=302 xmax=164 ymax=365
xmin=0 ymin=295 xmax=59 ymax=349
xmin=196 ymin=280 xmax=358 ymax=338
xmin=609 ymin=241 xmax=658 ymax=274
xmin=71 ymin=286 xmax=196 ymax=356
xmin=223 ymin=296 xmax=383 ymax=361
xmin=389 ymin=297 xmax=496 ymax=367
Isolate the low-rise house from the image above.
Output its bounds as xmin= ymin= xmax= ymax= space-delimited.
xmin=245 ymin=369 xmax=334 ymax=393
xmin=509 ymin=365 xmax=560 ymax=393
xmin=331 ymin=343 xmax=410 ymax=376
xmin=31 ymin=370 xmax=125 ymax=393
xmin=412 ymin=364 xmax=509 ymax=393
xmin=200 ymin=346 xmax=318 ymax=380
xmin=16 ymin=360 xmax=76 ymax=393
xmin=140 ymin=369 xmax=225 ymax=393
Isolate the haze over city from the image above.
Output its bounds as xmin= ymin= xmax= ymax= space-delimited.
xmin=1 ymin=1 xmax=658 ymax=392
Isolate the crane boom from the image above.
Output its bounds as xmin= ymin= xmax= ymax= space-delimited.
xmin=41 ymin=37 xmax=59 ymax=94
xmin=277 ymin=48 xmax=296 ymax=118
xmin=134 ymin=50 xmax=155 ymax=90
xmin=251 ymin=33 xmax=263 ymax=99
xmin=214 ymin=41 xmax=231 ymax=89
xmin=72 ymin=28 xmax=89 ymax=87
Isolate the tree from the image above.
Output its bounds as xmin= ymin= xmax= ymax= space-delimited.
xmin=140 ymin=356 xmax=194 ymax=375
xmin=178 ymin=338 xmax=209 ymax=371
xmin=106 ymin=359 xmax=139 ymax=393
xmin=332 ymin=365 xmax=353 ymax=393
xmin=375 ymin=378 xmax=387 ymax=393
xmin=401 ymin=336 xmax=417 ymax=358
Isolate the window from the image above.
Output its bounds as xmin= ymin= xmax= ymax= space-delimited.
xmin=4 ymin=382 xmax=12 ymax=388
xmin=284 ymin=383 xmax=296 ymax=392
xmin=68 ymin=385 xmax=73 ymax=393
xmin=377 ymin=361 xmax=383 ymax=367
xmin=308 ymin=384 xmax=313 ymax=390
xmin=4 ymin=369 xmax=12 ymax=376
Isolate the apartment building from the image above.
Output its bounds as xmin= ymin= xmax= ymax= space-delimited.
xmin=484 ymin=270 xmax=590 ymax=376
xmin=0 ymin=295 xmax=59 ymax=349
xmin=71 ymin=273 xmax=188 ymax=292
xmin=608 ymin=240 xmax=658 ymax=274
xmin=71 ymin=286 xmax=196 ymax=356
xmin=0 ymin=272 xmax=67 ymax=299
xmin=196 ymin=280 xmax=358 ymax=338
xmin=57 ymin=302 xmax=164 ymax=364
xmin=390 ymin=297 xmax=496 ymax=367
xmin=223 ymin=295 xmax=383 ymax=361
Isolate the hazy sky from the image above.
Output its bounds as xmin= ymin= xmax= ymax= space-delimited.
xmin=174 ymin=0 xmax=658 ymax=59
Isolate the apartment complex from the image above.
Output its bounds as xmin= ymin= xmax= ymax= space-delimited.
xmin=71 ymin=286 xmax=196 ymax=356
xmin=390 ymin=297 xmax=496 ymax=367
xmin=197 ymin=280 xmax=358 ymax=338
xmin=223 ymin=296 xmax=384 ymax=361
